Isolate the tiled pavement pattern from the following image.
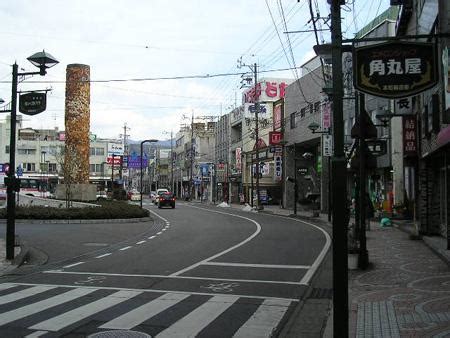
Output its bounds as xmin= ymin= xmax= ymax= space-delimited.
xmin=349 ymin=227 xmax=450 ymax=338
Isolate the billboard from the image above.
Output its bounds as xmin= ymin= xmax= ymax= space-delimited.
xmin=107 ymin=142 xmax=124 ymax=156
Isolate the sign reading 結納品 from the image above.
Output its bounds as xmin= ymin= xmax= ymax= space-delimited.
xmin=354 ymin=41 xmax=438 ymax=98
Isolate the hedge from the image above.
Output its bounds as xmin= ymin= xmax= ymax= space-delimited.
xmin=0 ymin=200 xmax=150 ymax=220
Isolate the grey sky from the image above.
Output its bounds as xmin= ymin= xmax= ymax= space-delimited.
xmin=0 ymin=0 xmax=391 ymax=141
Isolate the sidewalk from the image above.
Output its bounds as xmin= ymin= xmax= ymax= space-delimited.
xmin=225 ymin=202 xmax=450 ymax=337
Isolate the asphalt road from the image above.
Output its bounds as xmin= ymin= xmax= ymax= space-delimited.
xmin=0 ymin=201 xmax=330 ymax=337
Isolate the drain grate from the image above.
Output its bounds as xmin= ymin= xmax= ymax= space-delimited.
xmin=309 ymin=288 xmax=333 ymax=299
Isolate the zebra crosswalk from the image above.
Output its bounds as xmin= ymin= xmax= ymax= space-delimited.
xmin=0 ymin=283 xmax=294 ymax=337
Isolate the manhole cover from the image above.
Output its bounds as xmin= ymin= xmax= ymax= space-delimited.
xmin=88 ymin=330 xmax=151 ymax=338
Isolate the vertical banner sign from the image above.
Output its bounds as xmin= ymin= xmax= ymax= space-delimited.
xmin=323 ymin=134 xmax=333 ymax=157
xmin=273 ymin=103 xmax=282 ymax=130
xmin=274 ymin=152 xmax=282 ymax=181
xmin=403 ymin=116 xmax=417 ymax=157
xmin=445 ymin=48 xmax=450 ymax=111
xmin=321 ymin=101 xmax=332 ymax=131
xmin=235 ymin=148 xmax=242 ymax=172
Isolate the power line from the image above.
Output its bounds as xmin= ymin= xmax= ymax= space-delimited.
xmin=0 ymin=66 xmax=302 ymax=85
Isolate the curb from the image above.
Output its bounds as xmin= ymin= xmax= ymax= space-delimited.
xmin=0 ymin=217 xmax=153 ymax=224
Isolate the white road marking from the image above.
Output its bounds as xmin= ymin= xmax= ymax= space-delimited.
xmin=0 ymin=284 xmax=17 ymax=292
xmin=156 ymin=295 xmax=239 ymax=337
xmin=161 ymin=228 xmax=167 ymax=231
xmin=233 ymin=298 xmax=292 ymax=337
xmin=95 ymin=253 xmax=112 ymax=258
xmin=100 ymin=292 xmax=190 ymax=330
xmin=24 ymin=331 xmax=48 ymax=338
xmin=0 ymin=288 xmax=97 ymax=326
xmin=0 ymin=285 xmax=56 ymax=305
xmin=201 ymin=262 xmax=311 ymax=269
xmin=12 ymin=282 xmax=299 ymax=302
xmin=30 ymin=290 xmax=142 ymax=332
xmin=119 ymin=246 xmax=132 ymax=251
xmin=186 ymin=205 xmax=331 ymax=286
xmin=148 ymin=236 xmax=156 ymax=239
xmin=156 ymin=231 xmax=163 ymax=235
xmin=293 ymin=219 xmax=331 ymax=285
xmin=43 ymin=270 xmax=302 ymax=285
xmin=63 ymin=262 xmax=84 ymax=268
xmin=136 ymin=240 xmax=146 ymax=245
xmin=169 ymin=206 xmax=262 ymax=277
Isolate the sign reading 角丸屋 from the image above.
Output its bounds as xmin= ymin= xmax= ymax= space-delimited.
xmin=354 ymin=41 xmax=438 ymax=98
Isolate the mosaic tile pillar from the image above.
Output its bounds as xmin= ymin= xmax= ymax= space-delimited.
xmin=65 ymin=64 xmax=90 ymax=184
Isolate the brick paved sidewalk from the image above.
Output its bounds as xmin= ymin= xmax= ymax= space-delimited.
xmin=226 ymin=203 xmax=450 ymax=337
xmin=348 ymin=226 xmax=450 ymax=337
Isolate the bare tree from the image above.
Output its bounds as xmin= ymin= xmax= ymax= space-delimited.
xmin=52 ymin=143 xmax=83 ymax=208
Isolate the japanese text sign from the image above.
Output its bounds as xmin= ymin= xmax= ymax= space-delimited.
xmin=19 ymin=92 xmax=47 ymax=115
xmin=403 ymin=116 xmax=417 ymax=157
xmin=354 ymin=41 xmax=438 ymax=98
xmin=243 ymin=80 xmax=289 ymax=103
xmin=273 ymin=103 xmax=282 ymax=130
xmin=269 ymin=131 xmax=283 ymax=145
xmin=107 ymin=143 xmax=124 ymax=156
xmin=235 ymin=148 xmax=242 ymax=172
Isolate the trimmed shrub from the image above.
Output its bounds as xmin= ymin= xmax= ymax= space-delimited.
xmin=0 ymin=200 xmax=149 ymax=220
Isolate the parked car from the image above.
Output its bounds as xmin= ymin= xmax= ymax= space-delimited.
xmin=158 ymin=192 xmax=176 ymax=209
xmin=154 ymin=188 xmax=169 ymax=204
xmin=128 ymin=189 xmax=141 ymax=201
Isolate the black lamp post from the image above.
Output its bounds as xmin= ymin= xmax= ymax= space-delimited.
xmin=6 ymin=50 xmax=58 ymax=260
xmin=140 ymin=139 xmax=158 ymax=208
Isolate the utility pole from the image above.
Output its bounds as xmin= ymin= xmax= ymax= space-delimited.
xmin=170 ymin=130 xmax=174 ymax=193
xmin=190 ymin=112 xmax=194 ymax=201
xmin=330 ymin=1 xmax=348 ymax=337
xmin=237 ymin=58 xmax=262 ymax=210
xmin=120 ymin=123 xmax=130 ymax=189
xmin=253 ymin=62 xmax=262 ymax=210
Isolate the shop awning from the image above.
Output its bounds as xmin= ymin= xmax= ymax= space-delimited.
xmin=437 ymin=125 xmax=450 ymax=147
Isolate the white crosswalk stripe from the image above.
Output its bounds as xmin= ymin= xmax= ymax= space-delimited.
xmin=0 ymin=285 xmax=56 ymax=305
xmin=30 ymin=290 xmax=142 ymax=332
xmin=0 ymin=284 xmax=294 ymax=337
xmin=0 ymin=287 xmax=97 ymax=326
xmin=232 ymin=298 xmax=292 ymax=338
xmin=100 ymin=292 xmax=190 ymax=330
xmin=156 ymin=295 xmax=239 ymax=337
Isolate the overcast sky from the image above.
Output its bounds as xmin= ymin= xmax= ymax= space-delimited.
xmin=0 ymin=0 xmax=391 ymax=141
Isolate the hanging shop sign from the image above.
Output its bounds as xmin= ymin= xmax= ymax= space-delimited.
xmin=403 ymin=115 xmax=417 ymax=157
xmin=269 ymin=131 xmax=283 ymax=145
xmin=19 ymin=92 xmax=47 ymax=115
xmin=354 ymin=41 xmax=438 ymax=98
xmin=274 ymin=153 xmax=282 ymax=181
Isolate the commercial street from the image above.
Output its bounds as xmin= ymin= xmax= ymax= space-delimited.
xmin=0 ymin=201 xmax=331 ymax=337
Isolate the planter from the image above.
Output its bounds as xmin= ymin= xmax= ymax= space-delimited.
xmin=348 ymin=253 xmax=359 ymax=270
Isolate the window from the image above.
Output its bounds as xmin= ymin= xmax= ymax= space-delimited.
xmin=48 ymin=163 xmax=57 ymax=172
xmin=90 ymin=147 xmax=95 ymax=156
xmin=18 ymin=149 xmax=36 ymax=155
xmin=96 ymin=148 xmax=105 ymax=156
xmin=90 ymin=164 xmax=104 ymax=173
xmin=308 ymin=103 xmax=314 ymax=114
xmin=290 ymin=112 xmax=296 ymax=129
xmin=300 ymin=108 xmax=306 ymax=119
xmin=23 ymin=163 xmax=36 ymax=172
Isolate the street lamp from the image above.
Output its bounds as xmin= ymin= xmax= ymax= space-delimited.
xmin=140 ymin=139 xmax=158 ymax=208
xmin=6 ymin=50 xmax=58 ymax=260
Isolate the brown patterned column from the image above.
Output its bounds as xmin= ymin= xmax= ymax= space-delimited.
xmin=65 ymin=64 xmax=90 ymax=184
